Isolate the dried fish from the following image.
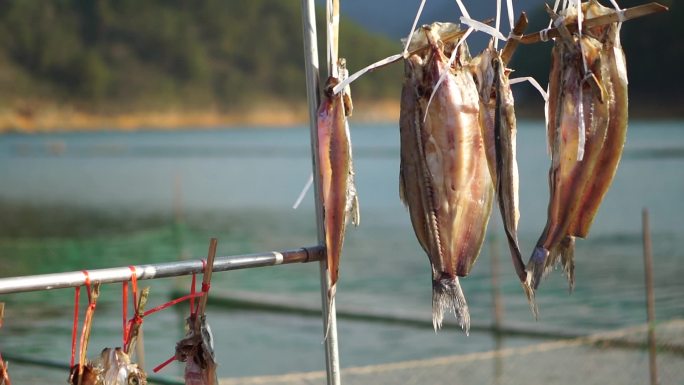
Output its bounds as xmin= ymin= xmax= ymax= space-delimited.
xmin=175 ymin=315 xmax=218 ymax=385
xmin=317 ymin=59 xmax=359 ymax=302
xmin=69 ymin=348 xmax=146 ymax=385
xmin=471 ymin=41 xmax=534 ymax=307
xmin=400 ymin=23 xmax=494 ymax=331
xmin=528 ymin=0 xmax=627 ymax=289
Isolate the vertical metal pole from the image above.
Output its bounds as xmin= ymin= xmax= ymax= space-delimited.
xmin=300 ymin=1 xmax=341 ymax=384
xmin=642 ymin=209 xmax=658 ymax=385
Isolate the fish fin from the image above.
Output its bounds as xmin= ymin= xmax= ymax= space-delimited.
xmin=350 ymin=193 xmax=360 ymax=227
xmin=559 ymin=236 xmax=576 ymax=292
xmin=527 ymin=246 xmax=550 ymax=290
xmin=432 ymin=276 xmax=470 ymax=334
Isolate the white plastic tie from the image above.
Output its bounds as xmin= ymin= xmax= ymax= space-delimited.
xmin=455 ymin=0 xmax=471 ymax=19
xmin=508 ymin=32 xmax=522 ymax=41
xmin=553 ymin=15 xmax=566 ymax=28
xmin=540 ymin=28 xmax=551 ymax=42
xmin=616 ymin=9 xmax=626 ymax=22
xmin=506 ymin=0 xmax=515 ymax=31
xmin=332 ymin=53 xmax=403 ymax=95
xmin=460 ymin=17 xmax=506 ymax=41
xmin=495 ymin=0 xmax=501 ymax=49
xmin=403 ymin=0 xmax=427 ymax=57
xmin=509 ymin=76 xmax=549 ymax=101
xmin=292 ymin=173 xmax=313 ymax=209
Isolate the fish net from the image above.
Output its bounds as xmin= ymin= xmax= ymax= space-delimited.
xmin=219 ymin=320 xmax=684 ymax=385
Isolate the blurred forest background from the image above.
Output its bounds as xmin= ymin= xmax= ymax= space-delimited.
xmin=0 ymin=0 xmax=678 ymax=131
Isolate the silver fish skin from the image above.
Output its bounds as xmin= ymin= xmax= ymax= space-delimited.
xmin=471 ymin=42 xmax=534 ymax=308
xmin=528 ymin=0 xmax=626 ymax=289
xmin=317 ymin=64 xmax=359 ymax=302
xmin=400 ymin=23 xmax=494 ymax=332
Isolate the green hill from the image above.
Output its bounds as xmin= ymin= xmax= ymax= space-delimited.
xmin=0 ymin=0 xmax=402 ymax=129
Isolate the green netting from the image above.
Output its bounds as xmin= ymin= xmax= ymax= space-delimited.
xmin=218 ymin=320 xmax=684 ymax=385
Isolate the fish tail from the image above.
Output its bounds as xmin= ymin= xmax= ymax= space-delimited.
xmin=432 ymin=275 xmax=470 ymax=334
xmin=521 ymin=271 xmax=539 ymax=319
xmin=527 ymin=246 xmax=550 ymax=290
xmin=559 ymin=236 xmax=576 ymax=291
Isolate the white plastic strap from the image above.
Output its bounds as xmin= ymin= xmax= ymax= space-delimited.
xmin=548 ymin=0 xmax=562 ymax=28
xmin=553 ymin=15 xmax=566 ymax=28
xmin=506 ymin=0 xmax=514 ymax=31
xmin=509 ymin=76 xmax=549 ymax=101
xmin=332 ymin=53 xmax=403 ymax=95
xmin=460 ymin=17 xmax=506 ymax=41
xmin=403 ymin=0 xmax=427 ymax=57
xmin=508 ymin=32 xmax=522 ymax=41
xmin=495 ymin=0 xmax=501 ymax=49
xmin=292 ymin=173 xmax=313 ymax=209
xmin=540 ymin=28 xmax=551 ymax=42
xmin=455 ymin=0 xmax=470 ymax=19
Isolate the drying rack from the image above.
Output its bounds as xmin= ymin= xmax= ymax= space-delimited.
xmin=0 ymin=0 xmax=342 ymax=383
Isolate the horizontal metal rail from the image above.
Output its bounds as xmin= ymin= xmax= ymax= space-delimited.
xmin=0 ymin=245 xmax=324 ymax=295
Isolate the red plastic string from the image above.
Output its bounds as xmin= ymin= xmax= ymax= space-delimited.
xmin=201 ymin=282 xmax=211 ymax=293
xmin=82 ymin=270 xmax=92 ymax=303
xmin=122 ymin=266 xmax=138 ymax=346
xmin=70 ymin=285 xmax=81 ymax=367
xmin=153 ymin=354 xmax=177 ymax=373
xmin=122 ymin=280 xmax=128 ymax=346
xmin=143 ymin=292 xmax=204 ymax=318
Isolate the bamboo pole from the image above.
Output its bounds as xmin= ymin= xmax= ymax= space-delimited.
xmin=195 ymin=238 xmax=218 ymax=320
xmin=0 ymin=246 xmax=323 ymax=295
xmin=301 ymin=0 xmax=341 ymax=384
xmin=642 ymin=209 xmax=658 ymax=385
xmin=519 ymin=2 xmax=668 ymax=44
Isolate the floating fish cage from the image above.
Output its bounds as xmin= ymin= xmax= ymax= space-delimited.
xmin=0 ymin=0 xmax=679 ymax=385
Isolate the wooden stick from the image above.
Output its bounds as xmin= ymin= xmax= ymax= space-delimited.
xmin=125 ymin=287 xmax=150 ymax=356
xmin=642 ymin=209 xmax=659 ymax=385
xmin=500 ymin=12 xmax=529 ymax=65
xmin=520 ymin=2 xmax=668 ymax=44
xmin=196 ymin=238 xmax=218 ymax=321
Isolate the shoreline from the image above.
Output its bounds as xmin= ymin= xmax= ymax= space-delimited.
xmin=0 ymin=100 xmax=401 ymax=133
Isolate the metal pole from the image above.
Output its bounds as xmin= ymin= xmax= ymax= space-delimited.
xmin=301 ymin=0 xmax=341 ymax=384
xmin=0 ymin=246 xmax=323 ymax=295
xmin=642 ymin=208 xmax=658 ymax=385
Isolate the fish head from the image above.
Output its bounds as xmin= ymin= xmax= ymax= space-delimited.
xmin=470 ymin=39 xmax=498 ymax=103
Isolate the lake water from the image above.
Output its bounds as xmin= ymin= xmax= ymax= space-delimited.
xmin=0 ymin=120 xmax=683 ymax=381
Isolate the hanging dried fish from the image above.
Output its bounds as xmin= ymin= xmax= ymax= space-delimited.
xmin=69 ymin=283 xmax=147 ymax=385
xmin=318 ymin=58 xmax=359 ymax=303
xmin=528 ymin=0 xmax=628 ymax=289
xmin=400 ymin=23 xmax=494 ymax=331
xmin=471 ymin=41 xmax=534 ymax=307
xmin=175 ymin=314 xmax=217 ymax=385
